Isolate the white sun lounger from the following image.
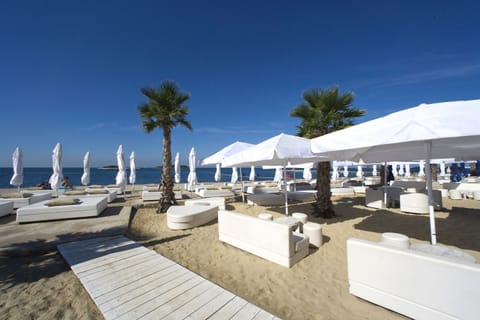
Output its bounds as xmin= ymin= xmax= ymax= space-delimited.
xmin=16 ymin=196 xmax=108 ymax=223
xmin=0 ymin=200 xmax=14 ymax=217
xmin=0 ymin=191 xmax=53 ymax=209
xmin=166 ymin=205 xmax=218 ymax=230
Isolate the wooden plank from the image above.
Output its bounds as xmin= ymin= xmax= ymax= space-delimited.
xmin=231 ymin=302 xmax=262 ymax=320
xmin=107 ymin=275 xmax=203 ymax=320
xmin=98 ymin=264 xmax=188 ymax=309
xmin=184 ymin=290 xmax=236 ymax=320
xmin=139 ymin=280 xmax=218 ymax=320
xmin=58 ymin=236 xmax=280 ymax=320
xmin=207 ymin=296 xmax=250 ymax=320
xmin=157 ymin=284 xmax=225 ymax=320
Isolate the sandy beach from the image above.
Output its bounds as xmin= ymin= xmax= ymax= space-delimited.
xmin=1 ymin=187 xmax=480 ymax=320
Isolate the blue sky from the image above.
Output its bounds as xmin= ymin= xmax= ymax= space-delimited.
xmin=1 ymin=0 xmax=479 ymax=167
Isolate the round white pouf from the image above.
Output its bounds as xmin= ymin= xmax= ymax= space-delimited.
xmin=258 ymin=213 xmax=273 ymax=220
xmin=381 ymin=232 xmax=410 ymax=249
xmin=303 ymin=222 xmax=322 ymax=247
xmin=292 ymin=212 xmax=308 ymax=232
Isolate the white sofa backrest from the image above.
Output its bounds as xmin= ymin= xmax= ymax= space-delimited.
xmin=218 ymin=210 xmax=293 ymax=257
xmin=348 ymin=238 xmax=480 ymax=320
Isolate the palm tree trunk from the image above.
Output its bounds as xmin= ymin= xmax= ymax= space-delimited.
xmin=158 ymin=127 xmax=177 ymax=213
xmin=313 ymin=161 xmax=335 ymax=218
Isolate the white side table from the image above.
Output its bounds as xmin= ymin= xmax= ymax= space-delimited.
xmin=303 ymin=222 xmax=322 ymax=247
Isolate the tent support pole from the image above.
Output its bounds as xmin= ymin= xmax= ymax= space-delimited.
xmin=383 ymin=161 xmax=388 ymax=208
xmin=425 ymin=141 xmax=437 ymax=245
xmin=283 ymin=166 xmax=288 ymax=216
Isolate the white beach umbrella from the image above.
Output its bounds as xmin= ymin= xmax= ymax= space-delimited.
xmin=231 ymin=167 xmax=239 ymax=184
xmin=10 ymin=147 xmax=23 ymax=191
xmin=81 ymin=151 xmax=90 ymax=186
xmin=341 ymin=166 xmax=347 ymax=178
xmin=372 ymin=164 xmax=378 ymax=176
xmin=405 ymin=163 xmax=411 ymax=177
xmin=187 ymin=147 xmax=198 ymax=190
xmin=49 ymin=143 xmax=63 ymax=196
xmin=332 ymin=164 xmax=339 ymax=180
xmin=223 ymin=133 xmax=326 ymax=215
xmin=311 ymin=99 xmax=480 ymax=244
xmin=249 ymin=166 xmax=256 ymax=181
xmin=273 ymin=167 xmax=282 ymax=182
xmin=392 ymin=163 xmax=398 ymax=176
xmin=174 ymin=152 xmax=181 ymax=183
xmin=356 ymin=164 xmax=364 ymax=178
xmin=303 ymin=163 xmax=313 ymax=181
xmin=115 ymin=145 xmax=126 ymax=193
xmin=418 ymin=160 xmax=426 ymax=177
xmin=439 ymin=161 xmax=446 ymax=176
xmin=214 ymin=163 xmax=221 ymax=182
xmin=399 ymin=163 xmax=405 ymax=176
xmin=129 ymin=151 xmax=136 ymax=184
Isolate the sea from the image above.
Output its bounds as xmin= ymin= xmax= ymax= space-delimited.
xmin=0 ymin=167 xmax=324 ymax=189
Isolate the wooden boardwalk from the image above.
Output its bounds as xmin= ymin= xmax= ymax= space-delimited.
xmin=58 ymin=235 xmax=280 ymax=320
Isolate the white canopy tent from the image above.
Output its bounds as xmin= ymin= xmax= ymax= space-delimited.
xmin=311 ymin=99 xmax=480 ymax=244
xmin=223 ymin=133 xmax=326 ymax=215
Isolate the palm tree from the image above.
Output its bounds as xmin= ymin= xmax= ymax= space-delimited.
xmin=138 ymin=81 xmax=192 ymax=213
xmin=290 ymin=87 xmax=365 ymax=218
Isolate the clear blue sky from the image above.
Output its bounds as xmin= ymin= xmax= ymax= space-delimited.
xmin=1 ymin=0 xmax=479 ymax=167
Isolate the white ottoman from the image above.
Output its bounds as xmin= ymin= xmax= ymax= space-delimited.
xmin=381 ymin=232 xmax=410 ymax=249
xmin=303 ymin=222 xmax=322 ymax=248
xmin=292 ymin=212 xmax=308 ymax=232
xmin=258 ymin=213 xmax=273 ymax=220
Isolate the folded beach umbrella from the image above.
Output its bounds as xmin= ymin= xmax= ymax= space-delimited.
xmin=214 ymin=164 xmax=221 ymax=182
xmin=249 ymin=166 xmax=256 ymax=181
xmin=49 ymin=143 xmax=63 ymax=196
xmin=418 ymin=160 xmax=425 ymax=177
xmin=273 ymin=167 xmax=282 ymax=182
xmin=10 ymin=147 xmax=23 ymax=191
xmin=81 ymin=151 xmax=90 ymax=186
xmin=372 ymin=164 xmax=378 ymax=176
xmin=115 ymin=145 xmax=126 ymax=193
xmin=303 ymin=163 xmax=313 ymax=181
xmin=187 ymin=147 xmax=197 ymax=189
xmin=129 ymin=151 xmax=136 ymax=185
xmin=174 ymin=152 xmax=181 ymax=183
xmin=310 ymin=99 xmax=480 ymax=244
xmin=231 ymin=167 xmax=239 ymax=184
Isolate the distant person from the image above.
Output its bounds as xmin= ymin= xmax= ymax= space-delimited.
xmin=61 ymin=176 xmax=74 ymax=190
xmin=36 ymin=181 xmax=51 ymax=190
xmin=387 ymin=165 xmax=395 ymax=183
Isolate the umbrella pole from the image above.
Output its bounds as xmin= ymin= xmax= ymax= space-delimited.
xmin=283 ymin=166 xmax=288 ymax=216
xmin=425 ymin=141 xmax=437 ymax=245
xmin=383 ymin=161 xmax=388 ymax=208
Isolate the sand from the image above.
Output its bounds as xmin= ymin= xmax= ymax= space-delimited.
xmin=1 ymin=191 xmax=480 ymax=319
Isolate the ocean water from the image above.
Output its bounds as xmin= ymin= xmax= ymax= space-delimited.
xmin=0 ymin=167 xmax=312 ymax=189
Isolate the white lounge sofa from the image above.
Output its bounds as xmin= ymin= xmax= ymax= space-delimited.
xmin=218 ymin=210 xmax=309 ymax=268
xmin=63 ymin=189 xmax=118 ymax=203
xmin=141 ymin=190 xmax=182 ymax=201
xmin=0 ymin=200 xmax=14 ymax=217
xmin=166 ymin=204 xmax=218 ymax=230
xmin=347 ymin=237 xmax=479 ymax=320
xmin=287 ymin=190 xmax=316 ymax=202
xmin=16 ymin=196 xmax=108 ymax=223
